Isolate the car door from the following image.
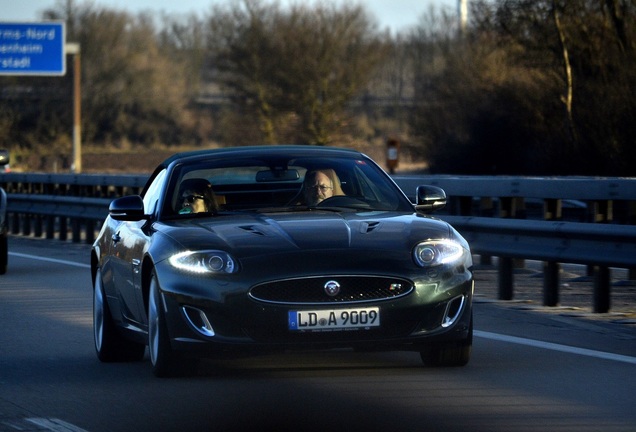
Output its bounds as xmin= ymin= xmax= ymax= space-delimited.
xmin=110 ymin=169 xmax=167 ymax=327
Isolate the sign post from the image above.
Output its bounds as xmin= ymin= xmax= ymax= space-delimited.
xmin=66 ymin=43 xmax=81 ymax=173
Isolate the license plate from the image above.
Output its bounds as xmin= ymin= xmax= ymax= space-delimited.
xmin=288 ymin=307 xmax=380 ymax=332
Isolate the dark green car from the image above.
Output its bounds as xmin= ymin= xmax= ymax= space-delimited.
xmin=91 ymin=146 xmax=474 ymax=377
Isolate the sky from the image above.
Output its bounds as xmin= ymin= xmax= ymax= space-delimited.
xmin=0 ymin=0 xmax=460 ymax=34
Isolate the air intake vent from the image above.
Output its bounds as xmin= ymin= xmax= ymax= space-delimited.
xmin=361 ymin=221 xmax=381 ymax=233
xmin=239 ymin=226 xmax=265 ymax=236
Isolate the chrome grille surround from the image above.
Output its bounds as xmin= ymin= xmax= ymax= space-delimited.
xmin=249 ymin=275 xmax=414 ymax=305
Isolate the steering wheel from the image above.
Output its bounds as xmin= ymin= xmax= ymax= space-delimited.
xmin=316 ymin=195 xmax=372 ymax=209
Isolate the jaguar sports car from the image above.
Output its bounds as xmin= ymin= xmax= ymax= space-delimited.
xmin=91 ymin=145 xmax=474 ymax=376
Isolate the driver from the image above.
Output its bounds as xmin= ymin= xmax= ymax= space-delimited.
xmin=177 ymin=178 xmax=218 ymax=214
xmin=303 ymin=169 xmax=345 ymax=206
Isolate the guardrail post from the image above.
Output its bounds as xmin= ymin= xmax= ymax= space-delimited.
xmin=33 ymin=215 xmax=43 ymax=238
xmin=59 ymin=217 xmax=68 ymax=241
xmin=593 ymin=266 xmax=611 ymax=313
xmin=448 ymin=196 xmax=470 ymax=216
xmin=22 ymin=214 xmax=32 ymax=236
xmin=498 ymin=257 xmax=514 ymax=300
xmin=479 ymin=197 xmax=494 ymax=266
xmin=498 ymin=197 xmax=525 ymax=299
xmin=45 ymin=215 xmax=55 ymax=239
xmin=85 ymin=220 xmax=95 ymax=244
xmin=10 ymin=213 xmax=20 ymax=234
xmin=587 ymin=200 xmax=613 ymax=277
xmin=589 ymin=200 xmax=613 ymax=223
xmin=501 ymin=197 xmax=526 ymax=272
xmin=543 ymin=262 xmax=560 ymax=306
xmin=72 ymin=219 xmax=81 ymax=243
xmin=458 ymin=196 xmax=473 ymax=216
xmin=543 ymin=199 xmax=562 ymax=306
xmin=544 ymin=199 xmax=562 ymax=220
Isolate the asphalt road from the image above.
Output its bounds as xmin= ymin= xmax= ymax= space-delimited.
xmin=1 ymin=236 xmax=635 ymax=432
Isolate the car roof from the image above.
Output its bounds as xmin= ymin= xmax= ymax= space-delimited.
xmin=159 ymin=145 xmax=365 ymax=168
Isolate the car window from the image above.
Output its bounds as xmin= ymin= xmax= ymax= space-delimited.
xmin=164 ymin=155 xmax=410 ymax=215
xmin=143 ymin=169 xmax=167 ymax=215
xmin=349 ymin=162 xmax=401 ymax=208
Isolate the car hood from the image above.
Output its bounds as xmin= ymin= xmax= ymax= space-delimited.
xmin=155 ymin=211 xmax=453 ymax=258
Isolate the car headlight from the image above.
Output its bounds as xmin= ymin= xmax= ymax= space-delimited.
xmin=168 ymin=250 xmax=238 ymax=274
xmin=413 ymin=239 xmax=466 ymax=268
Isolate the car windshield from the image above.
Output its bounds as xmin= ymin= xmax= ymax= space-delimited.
xmin=163 ymin=154 xmax=412 ymax=217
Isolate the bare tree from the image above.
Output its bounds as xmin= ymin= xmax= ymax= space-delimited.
xmin=552 ymin=0 xmax=576 ymax=143
xmin=206 ymin=0 xmax=388 ymax=145
xmin=158 ymin=13 xmax=207 ymax=99
xmin=410 ymin=0 xmax=636 ymax=175
xmin=44 ymin=1 xmax=190 ymax=146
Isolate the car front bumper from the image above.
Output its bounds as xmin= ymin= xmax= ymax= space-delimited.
xmin=154 ymin=263 xmax=474 ymax=355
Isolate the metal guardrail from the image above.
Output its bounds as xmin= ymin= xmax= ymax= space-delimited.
xmin=0 ymin=172 xmax=145 ymax=242
xmin=8 ymin=194 xmax=111 ymax=219
xmin=443 ymin=216 xmax=636 ymax=313
xmin=442 ymin=216 xmax=636 ymax=268
xmin=4 ymin=193 xmax=110 ymax=243
xmin=392 ymin=175 xmax=636 ymax=200
xmin=392 ymin=176 xmax=636 ymax=313
xmin=1 ymin=173 xmax=636 ymax=313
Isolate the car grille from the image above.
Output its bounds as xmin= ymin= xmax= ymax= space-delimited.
xmin=249 ymin=276 xmax=413 ymax=305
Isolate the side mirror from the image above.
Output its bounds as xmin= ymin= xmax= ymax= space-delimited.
xmin=109 ymin=195 xmax=146 ymax=221
xmin=415 ymin=185 xmax=446 ymax=212
xmin=0 ymin=149 xmax=9 ymax=167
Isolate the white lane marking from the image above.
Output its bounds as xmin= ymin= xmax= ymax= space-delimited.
xmin=9 ymin=252 xmax=90 ymax=269
xmin=26 ymin=418 xmax=89 ymax=432
xmin=475 ymin=330 xmax=636 ymax=365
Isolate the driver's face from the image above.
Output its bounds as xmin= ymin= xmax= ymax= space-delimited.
xmin=304 ymin=171 xmax=333 ymax=205
xmin=181 ymin=191 xmax=207 ymax=213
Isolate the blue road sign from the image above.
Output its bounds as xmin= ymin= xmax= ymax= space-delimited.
xmin=0 ymin=22 xmax=66 ymax=76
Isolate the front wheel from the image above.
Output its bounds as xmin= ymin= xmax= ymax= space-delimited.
xmin=148 ymin=270 xmax=198 ymax=377
xmin=94 ymin=270 xmax=145 ymax=362
xmin=420 ymin=314 xmax=473 ymax=367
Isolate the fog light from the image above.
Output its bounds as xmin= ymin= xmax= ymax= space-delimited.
xmin=442 ymin=295 xmax=465 ymax=328
xmin=182 ymin=306 xmax=215 ymax=337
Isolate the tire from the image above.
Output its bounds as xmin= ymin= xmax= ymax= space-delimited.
xmin=148 ymin=270 xmax=198 ymax=377
xmin=0 ymin=234 xmax=7 ymax=275
xmin=420 ymin=313 xmax=473 ymax=367
xmin=94 ymin=270 xmax=145 ymax=362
